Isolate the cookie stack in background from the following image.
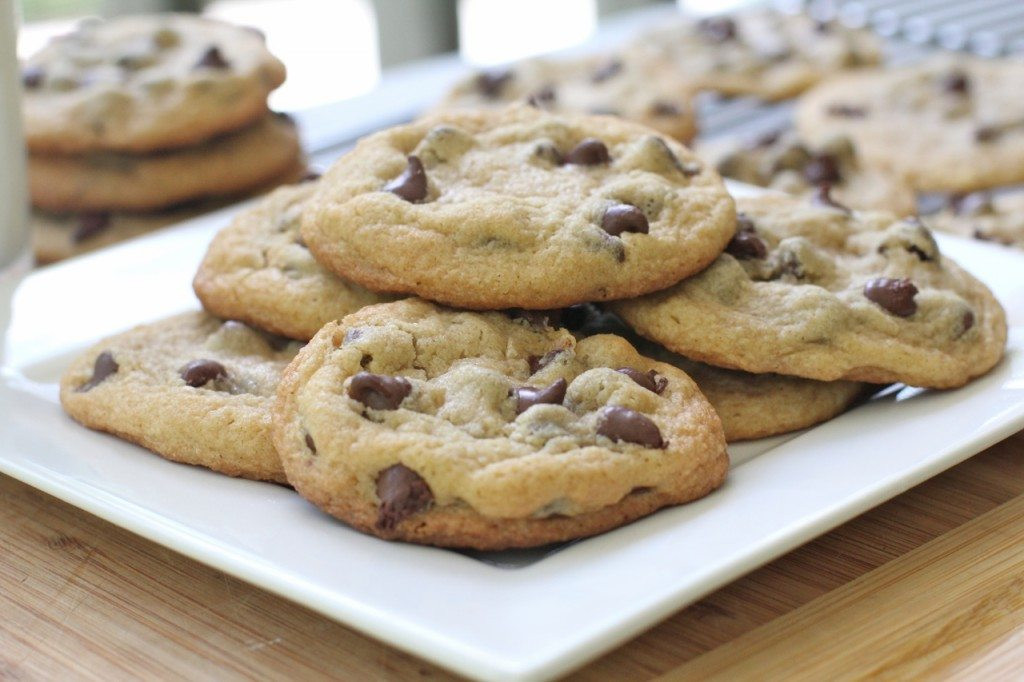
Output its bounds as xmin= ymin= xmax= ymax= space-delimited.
xmin=60 ymin=101 xmax=1008 ymax=551
xmin=20 ymin=13 xmax=306 ymax=264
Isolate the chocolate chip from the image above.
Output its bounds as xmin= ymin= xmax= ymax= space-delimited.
xmin=601 ymin=204 xmax=649 ymax=236
xmin=376 ymin=464 xmax=433 ymax=530
xmin=528 ymin=349 xmax=562 ymax=374
xmin=384 ymin=155 xmax=427 ymax=203
xmin=476 ymin=68 xmax=513 ymax=98
xmin=863 ymin=277 xmax=918 ymax=317
xmin=650 ymin=100 xmax=680 ymax=116
xmin=803 ymin=153 xmax=842 ymax=185
xmin=526 ymin=85 xmax=556 ymax=108
xmin=940 ymin=70 xmax=970 ymax=95
xmin=195 ymin=46 xmax=230 ymax=69
xmin=72 ymin=212 xmax=111 ymax=243
xmin=826 ymin=104 xmax=867 ymax=118
xmin=616 ymin=368 xmax=667 ymax=394
xmin=513 ymin=378 xmax=568 ymax=415
xmin=22 ymin=65 xmax=44 ymax=89
xmin=304 ymin=433 xmax=317 ymax=454
xmin=591 ymin=59 xmax=623 ymax=83
xmin=697 ymin=17 xmax=736 ymax=42
xmin=811 ymin=184 xmax=850 ymax=213
xmin=76 ymin=351 xmax=118 ymax=392
xmin=725 ymin=215 xmax=767 ymax=259
xmin=962 ymin=309 xmax=975 ymax=332
xmin=180 ymin=359 xmax=227 ymax=387
xmin=597 ymin=406 xmax=665 ymax=448
xmin=975 ymin=125 xmax=1001 ymax=142
xmin=348 ymin=372 xmax=411 ymax=410
xmin=565 ymin=138 xmax=610 ymax=165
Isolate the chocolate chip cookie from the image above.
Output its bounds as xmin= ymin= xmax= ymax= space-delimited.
xmin=272 ymin=299 xmax=728 ymax=549
xmin=436 ymin=51 xmax=697 ymax=142
xmin=700 ymin=130 xmax=916 ymax=214
xmin=302 ymin=105 xmax=735 ymax=310
xmin=60 ymin=312 xmax=302 ymax=483
xmin=29 ymin=112 xmax=304 ymax=212
xmin=631 ymin=9 xmax=880 ymax=101
xmin=22 ymin=13 xmax=286 ymax=153
xmin=194 ymin=181 xmax=395 ymax=340
xmin=611 ymin=194 xmax=1007 ymax=389
xmin=924 ymin=188 xmax=1024 ymax=250
xmin=565 ymin=305 xmax=872 ymax=441
xmin=796 ymin=57 xmax=1024 ymax=192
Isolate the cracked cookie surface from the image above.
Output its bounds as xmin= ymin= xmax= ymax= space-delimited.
xmin=436 ymin=51 xmax=697 ymax=142
xmin=22 ymin=13 xmax=286 ymax=153
xmin=796 ymin=57 xmax=1024 ymax=192
xmin=272 ymin=299 xmax=728 ymax=549
xmin=631 ymin=9 xmax=879 ymax=101
xmin=611 ymin=194 xmax=1007 ymax=388
xmin=194 ymin=182 xmax=395 ymax=340
xmin=302 ymin=105 xmax=735 ymax=309
xmin=60 ymin=311 xmax=302 ymax=482
xmin=29 ymin=112 xmax=304 ymax=212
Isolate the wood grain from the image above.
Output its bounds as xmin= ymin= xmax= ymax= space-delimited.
xmin=0 ymin=431 xmax=1022 ymax=681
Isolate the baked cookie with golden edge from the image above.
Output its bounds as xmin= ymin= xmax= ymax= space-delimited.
xmin=194 ymin=181 xmax=395 ymax=340
xmin=60 ymin=312 xmax=302 ymax=483
xmin=631 ymin=10 xmax=879 ymax=101
xmin=564 ymin=305 xmax=872 ymax=441
xmin=272 ymin=299 xmax=728 ymax=549
xmin=22 ymin=13 xmax=286 ymax=154
xmin=436 ymin=51 xmax=697 ymax=142
xmin=924 ymin=189 xmax=1024 ymax=250
xmin=29 ymin=113 xmax=304 ymax=212
xmin=796 ymin=57 xmax=1024 ymax=193
xmin=302 ymin=106 xmax=735 ymax=310
xmin=611 ymin=194 xmax=1007 ymax=389
xmin=32 ymin=161 xmax=307 ymax=264
xmin=699 ymin=129 xmax=916 ymax=215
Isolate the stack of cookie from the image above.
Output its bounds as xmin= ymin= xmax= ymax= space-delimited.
xmin=60 ymin=104 xmax=1007 ymax=550
xmin=21 ymin=14 xmax=305 ymax=263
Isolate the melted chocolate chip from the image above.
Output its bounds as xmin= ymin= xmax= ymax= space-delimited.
xmin=384 ymin=155 xmax=427 ymax=203
xmin=526 ymin=85 xmax=556 ymax=107
xmin=803 ymin=153 xmax=842 ymax=185
xmin=180 ymin=359 xmax=227 ymax=387
xmin=725 ymin=215 xmax=767 ymax=259
xmin=591 ymin=59 xmax=623 ymax=83
xmin=650 ymin=100 xmax=681 ymax=116
xmin=962 ymin=309 xmax=975 ymax=332
xmin=697 ymin=17 xmax=737 ymax=42
xmin=565 ymin=138 xmax=610 ymax=165
xmin=195 ymin=45 xmax=230 ymax=69
xmin=601 ymin=204 xmax=649 ymax=236
xmin=940 ymin=70 xmax=970 ymax=95
xmin=811 ymin=184 xmax=851 ymax=213
xmin=476 ymin=68 xmax=512 ymax=97
xmin=376 ymin=464 xmax=433 ymax=530
xmin=597 ymin=406 xmax=665 ymax=448
xmin=826 ymin=104 xmax=867 ymax=118
xmin=616 ymin=368 xmax=667 ymax=394
xmin=513 ymin=378 xmax=568 ymax=415
xmin=304 ymin=433 xmax=317 ymax=454
xmin=863 ymin=277 xmax=918 ymax=317
xmin=72 ymin=212 xmax=112 ymax=243
xmin=348 ymin=372 xmax=411 ymax=410
xmin=528 ymin=349 xmax=563 ymax=374
xmin=22 ymin=65 xmax=44 ymax=89
xmin=76 ymin=351 xmax=118 ymax=392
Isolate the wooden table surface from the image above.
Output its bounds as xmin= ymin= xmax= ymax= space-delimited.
xmin=2 ymin=430 xmax=1023 ymax=681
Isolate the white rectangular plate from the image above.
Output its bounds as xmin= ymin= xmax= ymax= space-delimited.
xmin=2 ymin=202 xmax=1024 ymax=682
